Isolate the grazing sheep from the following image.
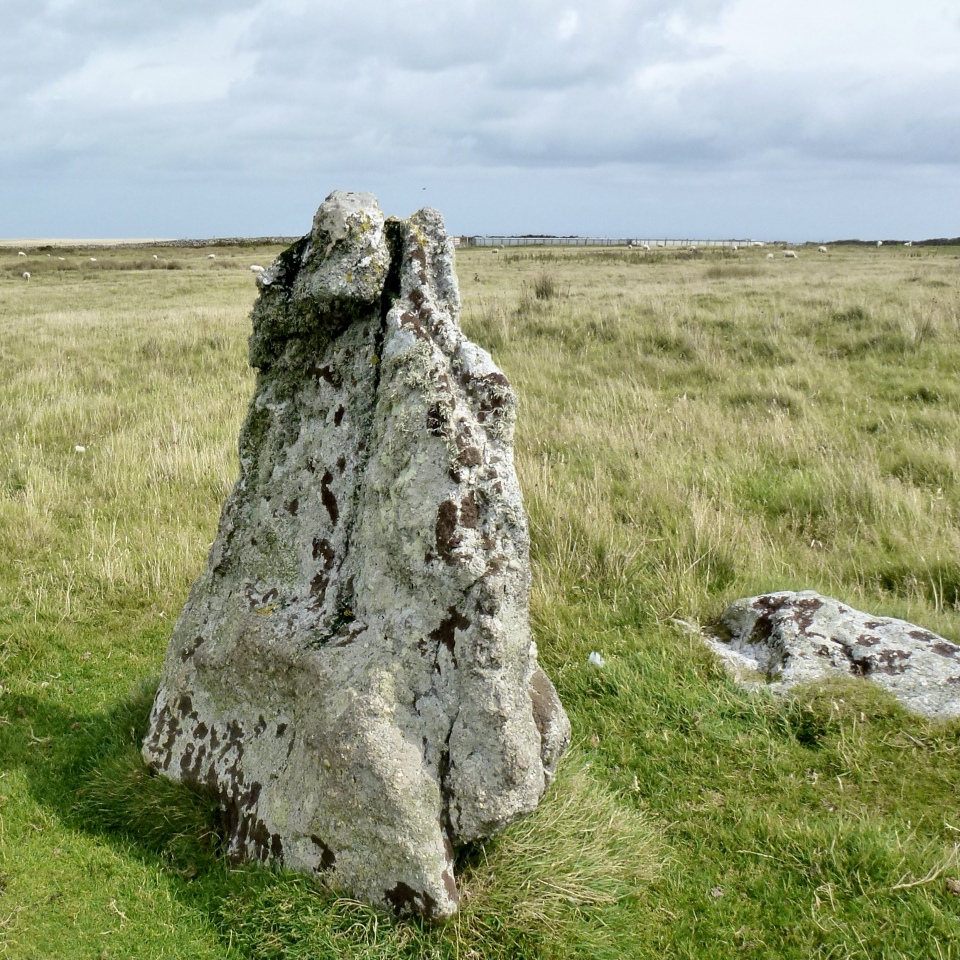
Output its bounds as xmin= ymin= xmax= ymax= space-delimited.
xmin=766 ymin=253 xmax=774 ymax=260
xmin=152 ymin=254 xmax=159 ymax=260
xmin=207 ymin=253 xmax=216 ymax=259
xmin=89 ymin=257 xmax=97 ymax=262
xmin=904 ymin=241 xmax=913 ymax=247
xmin=249 ymin=264 xmax=265 ymax=274
xmin=58 ymin=257 xmax=65 ymax=261
xmin=641 ymin=242 xmax=650 ymax=251
xmin=876 ymin=240 xmax=883 ymax=247
xmin=18 ymin=251 xmax=26 ymax=257
xmin=22 ymin=271 xmax=30 ymax=280
xmin=818 ymin=245 xmax=828 ymax=253
xmin=783 ymin=250 xmax=797 ymax=259
xmin=731 ymin=244 xmax=738 ymax=252
xmin=491 ymin=247 xmax=499 ymax=254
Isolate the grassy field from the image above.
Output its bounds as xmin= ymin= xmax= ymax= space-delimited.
xmin=1 ymin=239 xmax=959 ymax=959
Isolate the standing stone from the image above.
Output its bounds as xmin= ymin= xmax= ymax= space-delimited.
xmin=142 ymin=191 xmax=570 ymax=920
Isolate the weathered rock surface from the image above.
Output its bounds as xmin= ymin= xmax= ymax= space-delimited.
xmin=142 ymin=191 xmax=570 ymax=919
xmin=705 ymin=590 xmax=960 ymax=719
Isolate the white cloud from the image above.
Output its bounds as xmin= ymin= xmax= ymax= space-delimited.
xmin=30 ymin=10 xmax=259 ymax=109
xmin=557 ymin=10 xmax=580 ymax=41
xmin=1 ymin=0 xmax=957 ymax=237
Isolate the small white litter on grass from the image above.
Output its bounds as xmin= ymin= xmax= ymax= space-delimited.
xmin=74 ymin=445 xmax=86 ymax=453
xmin=588 ymin=651 xmax=605 ymax=667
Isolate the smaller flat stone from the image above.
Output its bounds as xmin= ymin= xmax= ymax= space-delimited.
xmin=705 ymin=590 xmax=960 ymax=719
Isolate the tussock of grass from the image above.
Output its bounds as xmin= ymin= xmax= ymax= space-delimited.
xmin=213 ymin=759 xmax=656 ymax=960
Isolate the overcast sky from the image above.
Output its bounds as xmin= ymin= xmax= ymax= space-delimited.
xmin=3 ymin=0 xmax=958 ymax=241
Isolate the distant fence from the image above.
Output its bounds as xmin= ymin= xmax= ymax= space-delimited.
xmin=462 ymin=237 xmax=757 ymax=248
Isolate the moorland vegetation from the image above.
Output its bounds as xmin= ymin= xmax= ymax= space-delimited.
xmin=1 ymin=240 xmax=959 ymax=958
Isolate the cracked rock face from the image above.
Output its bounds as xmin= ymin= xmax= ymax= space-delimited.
xmin=142 ymin=191 xmax=570 ymax=919
xmin=705 ymin=590 xmax=960 ymax=719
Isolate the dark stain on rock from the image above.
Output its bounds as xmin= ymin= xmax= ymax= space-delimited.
xmin=310 ymin=571 xmax=329 ymax=599
xmin=336 ymin=455 xmax=346 ymax=473
xmin=271 ymin=833 xmax=283 ymax=858
xmin=286 ymin=497 xmax=299 ymax=516
xmin=321 ymin=470 xmax=339 ymax=524
xmin=400 ymin=311 xmax=427 ymax=338
xmin=792 ymin=597 xmax=824 ymax=634
xmin=384 ymin=881 xmax=438 ymax=919
xmin=459 ymin=492 xmax=479 ymax=529
xmin=460 ymin=370 xmax=511 ymax=421
xmin=312 ymin=537 xmax=335 ymax=567
xmin=909 ymin=629 xmax=939 ymax=643
xmin=194 ymin=722 xmax=209 ymax=740
xmin=334 ymin=405 xmax=345 ymax=426
xmin=856 ymin=633 xmax=881 ymax=647
xmin=176 ymin=693 xmax=196 ymax=721
xmin=310 ymin=835 xmax=337 ymax=870
xmin=254 ymin=716 xmax=267 ymax=736
xmin=308 ymin=363 xmax=341 ymax=389
xmin=932 ymin=642 xmax=960 ymax=659
xmin=457 ymin=444 xmax=482 ymax=468
xmin=276 ymin=723 xmax=287 ymax=737
xmin=875 ymin=649 xmax=912 ymax=674
xmin=409 ymin=245 xmax=428 ymax=270
xmin=435 ymin=499 xmax=461 ymax=563
xmin=746 ymin=594 xmax=792 ymax=643
xmin=430 ymin=606 xmax=471 ymax=665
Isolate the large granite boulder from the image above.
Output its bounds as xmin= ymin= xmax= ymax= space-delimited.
xmin=705 ymin=590 xmax=960 ymax=719
xmin=142 ymin=191 xmax=570 ymax=919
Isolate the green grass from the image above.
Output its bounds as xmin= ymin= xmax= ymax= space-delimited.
xmin=2 ymin=241 xmax=960 ymax=958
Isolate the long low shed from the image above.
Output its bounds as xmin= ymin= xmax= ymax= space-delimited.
xmin=462 ymin=236 xmax=755 ymax=248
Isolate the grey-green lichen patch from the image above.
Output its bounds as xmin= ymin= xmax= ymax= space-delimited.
xmin=142 ymin=191 xmax=570 ymax=921
xmin=249 ymin=191 xmax=390 ymax=372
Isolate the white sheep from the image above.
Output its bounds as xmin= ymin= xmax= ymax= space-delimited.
xmin=18 ymin=251 xmax=26 ymax=257
xmin=876 ymin=240 xmax=883 ymax=247
xmin=641 ymin=242 xmax=650 ymax=251
xmin=766 ymin=253 xmax=774 ymax=260
xmin=152 ymin=254 xmax=159 ymax=260
xmin=89 ymin=257 xmax=97 ymax=262
xmin=491 ymin=247 xmax=499 ymax=254
xmin=207 ymin=253 xmax=216 ymax=260
xmin=249 ymin=264 xmax=265 ymax=274
xmin=22 ymin=271 xmax=30 ymax=280
xmin=818 ymin=245 xmax=828 ymax=253
xmin=904 ymin=241 xmax=913 ymax=247
xmin=731 ymin=244 xmax=738 ymax=252
xmin=783 ymin=250 xmax=797 ymax=259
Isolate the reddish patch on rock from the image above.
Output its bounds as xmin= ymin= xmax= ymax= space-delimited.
xmin=435 ymin=499 xmax=461 ymax=563
xmin=321 ymin=470 xmax=339 ymax=524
